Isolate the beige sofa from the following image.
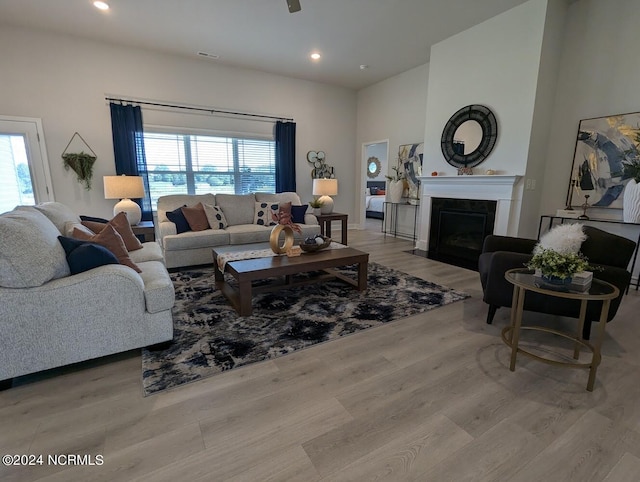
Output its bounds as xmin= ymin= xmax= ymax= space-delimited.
xmin=0 ymin=203 xmax=175 ymax=383
xmin=157 ymin=192 xmax=322 ymax=269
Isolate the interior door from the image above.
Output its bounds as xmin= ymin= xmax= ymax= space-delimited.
xmin=0 ymin=116 xmax=53 ymax=214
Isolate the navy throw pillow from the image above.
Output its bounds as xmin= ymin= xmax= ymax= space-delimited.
xmin=58 ymin=236 xmax=119 ymax=275
xmin=291 ymin=205 xmax=307 ymax=224
xmin=166 ymin=206 xmax=191 ymax=234
xmin=79 ymin=215 xmax=109 ymax=224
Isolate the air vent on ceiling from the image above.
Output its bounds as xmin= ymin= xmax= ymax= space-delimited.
xmin=197 ymin=51 xmax=220 ymax=60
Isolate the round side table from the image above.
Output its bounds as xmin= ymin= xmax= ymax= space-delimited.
xmin=503 ymin=268 xmax=618 ymax=391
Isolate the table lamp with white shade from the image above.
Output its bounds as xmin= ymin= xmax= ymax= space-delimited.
xmin=313 ymin=178 xmax=338 ymax=214
xmin=103 ymin=175 xmax=145 ymax=225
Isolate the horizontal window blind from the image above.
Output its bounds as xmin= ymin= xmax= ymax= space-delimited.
xmin=143 ymin=132 xmax=275 ymax=209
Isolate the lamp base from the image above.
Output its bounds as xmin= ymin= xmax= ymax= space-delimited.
xmin=319 ymin=195 xmax=334 ymax=214
xmin=114 ymin=198 xmax=141 ymax=225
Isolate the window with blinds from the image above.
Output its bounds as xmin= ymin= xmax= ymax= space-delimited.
xmin=143 ymin=132 xmax=275 ymax=210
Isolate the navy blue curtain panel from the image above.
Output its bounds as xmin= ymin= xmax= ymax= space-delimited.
xmin=275 ymin=121 xmax=296 ymax=193
xmin=109 ymin=103 xmax=152 ymax=220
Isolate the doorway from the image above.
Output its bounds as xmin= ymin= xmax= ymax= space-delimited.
xmin=361 ymin=139 xmax=388 ymax=232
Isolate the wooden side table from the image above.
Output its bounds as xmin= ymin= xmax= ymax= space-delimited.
xmin=504 ymin=268 xmax=618 ymax=391
xmin=314 ymin=212 xmax=348 ymax=245
xmin=131 ymin=221 xmax=155 ymax=242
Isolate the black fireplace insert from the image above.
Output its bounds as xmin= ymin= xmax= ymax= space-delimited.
xmin=428 ymin=198 xmax=497 ymax=270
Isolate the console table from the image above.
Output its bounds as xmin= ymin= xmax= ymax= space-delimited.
xmin=538 ymin=215 xmax=640 ymax=291
xmin=382 ymin=201 xmax=419 ymax=241
xmin=315 ymin=212 xmax=348 ymax=245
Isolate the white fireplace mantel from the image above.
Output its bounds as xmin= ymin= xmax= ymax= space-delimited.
xmin=415 ymin=175 xmax=523 ymax=251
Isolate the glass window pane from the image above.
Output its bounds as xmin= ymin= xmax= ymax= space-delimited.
xmin=143 ymin=131 xmax=275 ymax=210
xmin=0 ymin=134 xmax=34 ymax=214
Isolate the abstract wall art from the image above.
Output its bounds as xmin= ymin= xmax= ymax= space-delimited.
xmin=568 ymin=113 xmax=640 ymax=210
xmin=398 ymin=143 xmax=424 ymax=200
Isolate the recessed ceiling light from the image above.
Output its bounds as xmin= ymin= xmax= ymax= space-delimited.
xmin=93 ymin=1 xmax=109 ymax=10
xmin=360 ymin=64 xmax=369 ymax=70
xmin=310 ymin=52 xmax=321 ymax=61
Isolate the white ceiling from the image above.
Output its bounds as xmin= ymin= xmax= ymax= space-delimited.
xmin=0 ymin=0 xmax=531 ymax=90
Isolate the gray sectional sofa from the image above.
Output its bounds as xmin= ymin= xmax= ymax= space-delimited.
xmin=0 ymin=202 xmax=175 ymax=383
xmin=157 ymin=192 xmax=321 ymax=269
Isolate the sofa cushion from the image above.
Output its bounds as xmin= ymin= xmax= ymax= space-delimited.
xmin=181 ymin=202 xmax=210 ymax=231
xmin=203 ymin=204 xmax=228 ymax=230
xmin=163 ymin=229 xmax=230 ymax=251
xmin=73 ymin=224 xmax=141 ymax=273
xmin=64 ymin=221 xmax=95 ymax=237
xmin=291 ymin=205 xmax=308 ymax=224
xmin=32 ymin=202 xmax=82 ymax=234
xmin=157 ymin=193 xmax=216 ymax=223
xmin=226 ymin=224 xmax=272 ymax=244
xmin=254 ymin=201 xmax=279 ymax=226
xmin=129 ymin=242 xmax=165 ymax=264
xmin=81 ymin=211 xmax=144 ymax=252
xmin=0 ymin=208 xmax=71 ymax=288
xmin=58 ymin=236 xmax=119 ymax=275
xmin=255 ymin=192 xmax=303 ymax=205
xmin=216 ymin=193 xmax=256 ymax=226
xmin=166 ymin=206 xmax=191 ymax=234
xmin=80 ymin=215 xmax=110 ymax=223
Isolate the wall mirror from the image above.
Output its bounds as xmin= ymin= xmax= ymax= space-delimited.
xmin=441 ymin=104 xmax=498 ymax=168
xmin=366 ymin=156 xmax=381 ymax=178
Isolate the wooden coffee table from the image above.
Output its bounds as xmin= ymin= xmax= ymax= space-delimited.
xmin=212 ymin=243 xmax=369 ymax=316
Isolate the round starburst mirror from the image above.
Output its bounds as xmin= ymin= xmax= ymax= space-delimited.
xmin=367 ymin=156 xmax=381 ymax=178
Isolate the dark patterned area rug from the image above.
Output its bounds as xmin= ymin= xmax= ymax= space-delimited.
xmin=142 ymin=262 xmax=469 ymax=395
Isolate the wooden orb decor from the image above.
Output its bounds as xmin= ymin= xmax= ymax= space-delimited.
xmin=270 ymin=224 xmax=295 ymax=254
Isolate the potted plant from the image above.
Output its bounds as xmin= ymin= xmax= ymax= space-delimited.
xmin=622 ymin=157 xmax=640 ymax=223
xmin=62 ymin=151 xmax=96 ymax=190
xmin=308 ymin=197 xmax=324 ymax=216
xmin=385 ymin=165 xmax=405 ymax=203
xmin=526 ymin=248 xmax=591 ymax=285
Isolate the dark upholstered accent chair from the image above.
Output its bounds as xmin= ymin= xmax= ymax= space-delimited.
xmin=478 ymin=226 xmax=636 ymax=340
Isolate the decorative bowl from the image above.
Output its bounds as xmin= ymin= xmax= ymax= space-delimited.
xmin=300 ymin=236 xmax=331 ymax=253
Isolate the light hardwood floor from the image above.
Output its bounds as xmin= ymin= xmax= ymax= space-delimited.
xmin=2 ymin=227 xmax=640 ymax=481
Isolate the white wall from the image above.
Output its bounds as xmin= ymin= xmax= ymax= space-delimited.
xmin=417 ymin=0 xmax=551 ymax=249
xmin=518 ymin=0 xmax=568 ymax=238
xmin=356 ymin=64 xmax=429 ymax=227
xmin=0 ymin=25 xmax=357 ymax=219
xmin=540 ymin=0 xmax=640 ymax=280
xmin=541 ymin=0 xmax=640 ymax=219
xmin=423 ymin=0 xmax=548 ymax=178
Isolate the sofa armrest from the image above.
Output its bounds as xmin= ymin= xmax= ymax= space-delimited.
xmin=0 ymin=265 xmax=146 ymax=328
xmin=158 ymin=221 xmax=177 ymax=247
xmin=478 ymin=251 xmax=532 ymax=306
xmin=304 ymin=214 xmax=319 ymax=225
xmin=482 ymin=235 xmax=537 ymax=255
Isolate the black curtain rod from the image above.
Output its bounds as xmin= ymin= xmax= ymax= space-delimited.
xmin=105 ymin=97 xmax=294 ymax=122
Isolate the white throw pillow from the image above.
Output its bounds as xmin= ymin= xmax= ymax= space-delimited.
xmin=203 ymin=204 xmax=228 ymax=230
xmin=253 ymin=202 xmax=279 ymax=226
xmin=534 ymin=223 xmax=586 ymax=255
